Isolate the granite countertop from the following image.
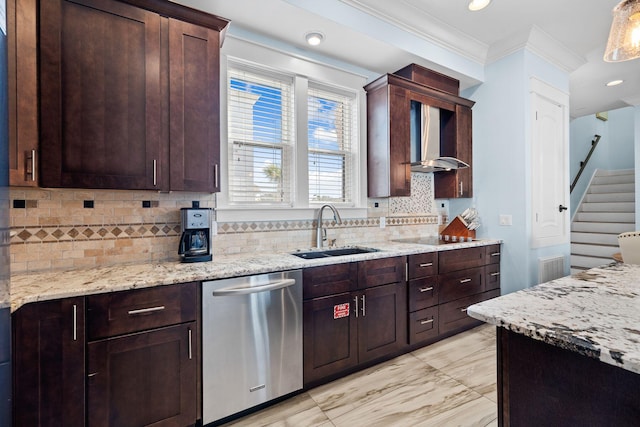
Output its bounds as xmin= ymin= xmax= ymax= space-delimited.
xmin=10 ymin=238 xmax=501 ymax=312
xmin=468 ymin=263 xmax=640 ymax=375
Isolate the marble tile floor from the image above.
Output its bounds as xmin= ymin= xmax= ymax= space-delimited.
xmin=222 ymin=324 xmax=497 ymax=427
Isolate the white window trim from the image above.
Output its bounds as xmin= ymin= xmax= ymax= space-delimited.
xmin=217 ymin=37 xmax=368 ymax=222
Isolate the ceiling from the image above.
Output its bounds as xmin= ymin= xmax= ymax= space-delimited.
xmin=177 ymin=0 xmax=640 ymax=118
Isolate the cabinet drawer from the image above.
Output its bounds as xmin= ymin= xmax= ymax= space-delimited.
xmin=408 ymin=277 xmax=438 ymax=312
xmin=439 ymin=289 xmax=500 ymax=335
xmin=303 ymin=262 xmax=358 ymax=299
xmin=486 ymin=245 xmax=501 ymax=264
xmin=407 ymin=252 xmax=437 ymax=279
xmin=358 ymin=256 xmax=405 ymax=289
xmin=87 ymin=282 xmax=197 ymax=340
xmin=409 ymin=306 xmax=438 ymax=345
xmin=439 ymin=267 xmax=484 ymax=304
xmin=485 ymin=264 xmax=500 ymax=291
xmin=439 ymin=246 xmax=485 ymax=273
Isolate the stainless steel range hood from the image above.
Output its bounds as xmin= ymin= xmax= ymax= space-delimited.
xmin=410 ymin=103 xmax=469 ymax=173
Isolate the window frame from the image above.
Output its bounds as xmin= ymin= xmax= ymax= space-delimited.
xmin=217 ymin=38 xmax=368 ymax=222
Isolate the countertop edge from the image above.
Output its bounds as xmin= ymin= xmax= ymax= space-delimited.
xmin=11 ymin=239 xmax=502 ymax=312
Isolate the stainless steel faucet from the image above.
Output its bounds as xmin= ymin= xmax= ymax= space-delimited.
xmin=316 ymin=204 xmax=342 ymax=248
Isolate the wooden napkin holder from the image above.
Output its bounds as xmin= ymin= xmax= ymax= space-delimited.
xmin=440 ymin=216 xmax=476 ymax=240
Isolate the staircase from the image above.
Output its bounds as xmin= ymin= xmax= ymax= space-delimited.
xmin=570 ymin=169 xmax=635 ymax=272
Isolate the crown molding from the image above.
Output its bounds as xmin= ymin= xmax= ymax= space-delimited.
xmin=488 ymin=26 xmax=586 ymax=73
xmin=339 ymin=0 xmax=489 ymax=64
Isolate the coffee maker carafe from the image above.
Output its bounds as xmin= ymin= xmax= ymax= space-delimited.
xmin=179 ymin=208 xmax=213 ymax=262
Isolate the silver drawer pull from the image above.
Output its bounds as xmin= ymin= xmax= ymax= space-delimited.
xmin=419 ymin=262 xmax=433 ymax=267
xmin=491 ymin=272 xmax=501 ymax=277
xmin=491 ymin=252 xmax=501 ymax=257
xmin=420 ymin=319 xmax=434 ymax=325
xmin=419 ymin=286 xmax=434 ymax=293
xmin=460 ymin=308 xmax=468 ymax=313
xmin=128 ymin=305 xmax=165 ymax=315
xmin=459 ymin=278 xmax=472 ymax=284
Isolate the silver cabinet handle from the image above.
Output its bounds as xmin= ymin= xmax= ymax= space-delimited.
xmin=153 ymin=159 xmax=157 ymax=186
xmin=212 ymin=279 xmax=296 ymax=296
xmin=459 ymin=278 xmax=472 ymax=284
xmin=28 ymin=149 xmax=36 ymax=181
xmin=405 ymin=263 xmax=408 ymax=282
xmin=419 ymin=286 xmax=434 ymax=293
xmin=72 ymin=304 xmax=77 ymax=341
xmin=361 ymin=295 xmax=366 ymax=317
xmin=354 ymin=296 xmax=359 ymax=318
xmin=491 ymin=272 xmax=501 ymax=277
xmin=128 ymin=305 xmax=165 ymax=315
xmin=214 ymin=164 xmax=219 ymax=189
xmin=419 ymin=262 xmax=433 ymax=267
xmin=491 ymin=252 xmax=501 ymax=257
xmin=460 ymin=308 xmax=468 ymax=313
xmin=188 ymin=328 xmax=193 ymax=360
xmin=420 ymin=318 xmax=434 ymax=325
xmin=459 ymin=181 xmax=464 ymax=196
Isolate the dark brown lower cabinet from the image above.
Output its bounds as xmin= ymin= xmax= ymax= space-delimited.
xmin=303 ymin=282 xmax=406 ymax=386
xmin=13 ymin=297 xmax=85 ymax=427
xmin=88 ymin=322 xmax=197 ymax=427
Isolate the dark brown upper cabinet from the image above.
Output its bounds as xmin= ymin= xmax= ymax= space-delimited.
xmin=365 ymin=64 xmax=475 ymax=198
xmin=38 ymin=0 xmax=228 ymax=192
xmin=7 ymin=0 xmax=38 ymax=187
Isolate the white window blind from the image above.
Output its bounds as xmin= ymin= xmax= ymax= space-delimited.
xmin=307 ymin=85 xmax=355 ymax=204
xmin=227 ymin=66 xmax=294 ymax=205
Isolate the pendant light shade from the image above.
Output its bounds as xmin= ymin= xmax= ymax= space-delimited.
xmin=604 ymin=0 xmax=640 ymax=62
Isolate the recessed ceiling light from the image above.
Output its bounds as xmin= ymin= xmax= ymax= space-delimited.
xmin=305 ymin=32 xmax=324 ymax=46
xmin=606 ymin=79 xmax=624 ymax=86
xmin=468 ymin=0 xmax=491 ymax=11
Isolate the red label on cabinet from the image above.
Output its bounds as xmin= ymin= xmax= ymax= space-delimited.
xmin=333 ymin=303 xmax=350 ymax=319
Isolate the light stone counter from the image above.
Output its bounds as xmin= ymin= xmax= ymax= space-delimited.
xmin=468 ymin=262 xmax=640 ymax=375
xmin=11 ymin=238 xmax=501 ymax=312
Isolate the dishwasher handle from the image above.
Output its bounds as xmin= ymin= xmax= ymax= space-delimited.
xmin=211 ymin=278 xmax=296 ymax=296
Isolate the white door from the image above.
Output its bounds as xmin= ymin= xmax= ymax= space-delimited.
xmin=531 ymin=78 xmax=569 ymax=248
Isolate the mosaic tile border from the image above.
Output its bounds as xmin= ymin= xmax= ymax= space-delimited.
xmin=10 ymin=215 xmax=441 ymax=243
xmin=11 ymin=223 xmax=182 ymax=244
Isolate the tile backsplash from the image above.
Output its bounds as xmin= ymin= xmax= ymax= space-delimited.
xmin=10 ymin=173 xmax=441 ymax=274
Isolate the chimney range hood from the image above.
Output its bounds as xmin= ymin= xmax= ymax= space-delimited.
xmin=409 ymin=103 xmax=469 ymax=173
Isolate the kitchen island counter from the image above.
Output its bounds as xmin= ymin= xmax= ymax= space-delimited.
xmin=467 ymin=262 xmax=640 ymax=426
xmin=10 ymin=238 xmax=501 ymax=312
xmin=468 ymin=262 xmax=640 ymax=374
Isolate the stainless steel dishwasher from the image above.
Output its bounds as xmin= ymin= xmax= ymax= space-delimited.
xmin=202 ymin=270 xmax=303 ymax=424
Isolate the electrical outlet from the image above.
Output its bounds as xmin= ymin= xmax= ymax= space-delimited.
xmin=380 ymin=216 xmax=386 ymax=228
xmin=499 ymin=214 xmax=513 ymax=226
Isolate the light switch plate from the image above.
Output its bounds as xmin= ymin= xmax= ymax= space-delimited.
xmin=499 ymin=214 xmax=512 ymax=226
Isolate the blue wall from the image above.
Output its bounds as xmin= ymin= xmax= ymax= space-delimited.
xmin=569 ymin=107 xmax=635 ymax=217
xmin=448 ymin=49 xmax=570 ymax=294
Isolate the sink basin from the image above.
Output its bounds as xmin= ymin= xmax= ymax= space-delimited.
xmin=292 ymin=246 xmax=378 ymax=259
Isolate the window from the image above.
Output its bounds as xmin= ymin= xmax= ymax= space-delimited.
xmin=308 ymin=85 xmax=355 ymax=204
xmin=227 ymin=66 xmax=294 ymax=205
xmin=224 ymin=58 xmax=360 ymax=213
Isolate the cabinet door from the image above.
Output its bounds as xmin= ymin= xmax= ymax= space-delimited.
xmin=7 ymin=0 xmax=38 ymax=186
xmin=168 ymin=18 xmax=221 ymax=192
xmin=88 ymin=322 xmax=197 ymax=427
xmin=39 ymin=0 xmax=163 ymax=189
xmin=358 ymin=282 xmax=407 ymax=363
xmin=303 ymin=293 xmax=358 ymax=386
xmin=13 ymin=298 xmax=85 ymax=427
xmin=435 ymin=104 xmax=473 ymax=198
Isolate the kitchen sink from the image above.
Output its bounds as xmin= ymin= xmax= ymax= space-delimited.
xmin=291 ymin=246 xmax=379 ymax=259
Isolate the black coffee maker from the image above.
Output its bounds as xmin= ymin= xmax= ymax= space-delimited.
xmin=179 ymin=207 xmax=213 ymax=262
